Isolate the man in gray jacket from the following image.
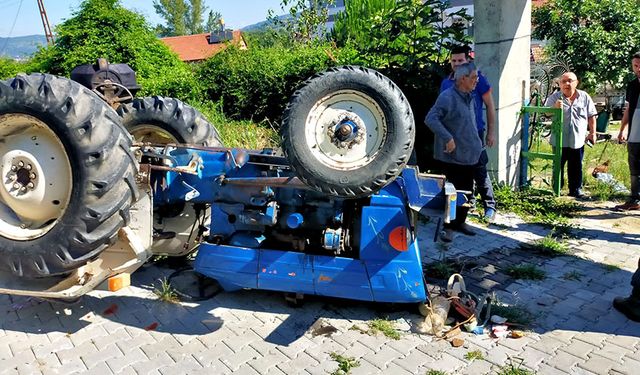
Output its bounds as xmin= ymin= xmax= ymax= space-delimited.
xmin=425 ymin=62 xmax=483 ymax=241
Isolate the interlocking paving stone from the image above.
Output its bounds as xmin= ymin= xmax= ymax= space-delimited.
xmin=543 ymin=350 xmax=585 ymax=372
xmin=558 ymin=339 xmax=598 ymax=359
xmin=458 ymin=359 xmax=494 ymax=375
xmin=578 ymin=353 xmax=620 ymax=374
xmin=611 ymin=355 xmax=640 ymax=375
xmin=131 ymin=352 xmax=175 ymax=375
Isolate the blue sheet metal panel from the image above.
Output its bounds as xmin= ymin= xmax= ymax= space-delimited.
xmin=313 ymin=256 xmax=373 ymax=301
xmin=366 ymin=240 xmax=426 ymax=303
xmin=258 ymin=250 xmax=315 ymax=294
xmin=193 ymin=243 xmax=259 ymax=291
xmin=359 ymin=205 xmax=412 ymax=262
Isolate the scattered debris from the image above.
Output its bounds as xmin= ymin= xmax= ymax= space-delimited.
xmin=450 ymin=337 xmax=465 ymax=347
xmin=310 ymin=319 xmax=338 ymax=337
xmin=102 ymin=304 xmax=118 ymax=316
xmin=144 ymin=322 xmax=159 ymax=331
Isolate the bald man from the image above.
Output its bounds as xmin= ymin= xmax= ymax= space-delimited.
xmin=544 ymin=72 xmax=597 ymax=198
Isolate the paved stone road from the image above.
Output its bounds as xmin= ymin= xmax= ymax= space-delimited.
xmin=1 ymin=202 xmax=639 ymax=374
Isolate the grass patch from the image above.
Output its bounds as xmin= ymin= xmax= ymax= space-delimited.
xmin=506 ymin=265 xmax=546 ymax=280
xmin=494 ymin=185 xmax=578 ymax=230
xmin=464 ymin=350 xmax=485 ymax=361
xmin=562 ymin=270 xmax=583 ymax=281
xmin=191 ymin=101 xmax=278 ymax=149
xmin=424 ymin=261 xmax=455 ymax=279
xmin=329 ymin=352 xmax=360 ymax=375
xmin=496 ymin=358 xmax=535 ymax=375
xmin=583 ymin=140 xmax=630 ymax=194
xmin=367 ymin=318 xmax=401 ymax=340
xmin=153 ymin=277 xmax=179 ymax=303
xmin=602 ymin=263 xmax=621 ymax=273
xmin=527 ymin=234 xmax=570 ymax=256
xmin=489 ymin=302 xmax=535 ymax=326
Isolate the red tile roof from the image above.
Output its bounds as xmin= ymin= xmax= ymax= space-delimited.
xmin=161 ymin=30 xmax=245 ymax=62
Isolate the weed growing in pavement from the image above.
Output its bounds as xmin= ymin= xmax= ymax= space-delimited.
xmin=425 ymin=371 xmax=449 ymax=375
xmin=506 ymin=265 xmax=546 ymax=280
xmin=493 ymin=184 xmax=579 ymax=230
xmin=602 ymin=263 xmax=622 ymax=273
xmin=464 ymin=350 xmax=485 ymax=361
xmin=496 ymin=357 xmax=535 ymax=375
xmin=424 ymin=261 xmax=455 ymax=279
xmin=526 ymin=234 xmax=570 ymax=256
xmin=562 ymin=270 xmax=583 ymax=281
xmin=367 ymin=318 xmax=401 ymax=340
xmin=329 ymin=352 xmax=360 ymax=375
xmin=490 ymin=301 xmax=536 ymax=326
xmin=153 ymin=277 xmax=179 ymax=303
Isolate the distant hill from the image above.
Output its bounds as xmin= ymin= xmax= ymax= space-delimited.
xmin=0 ymin=35 xmax=47 ymax=59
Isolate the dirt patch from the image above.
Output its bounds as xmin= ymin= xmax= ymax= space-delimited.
xmin=574 ymin=200 xmax=640 ymax=234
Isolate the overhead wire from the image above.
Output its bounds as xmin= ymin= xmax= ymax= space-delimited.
xmin=0 ymin=0 xmax=25 ymax=57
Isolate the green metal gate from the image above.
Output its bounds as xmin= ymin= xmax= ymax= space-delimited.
xmin=520 ymin=106 xmax=563 ymax=196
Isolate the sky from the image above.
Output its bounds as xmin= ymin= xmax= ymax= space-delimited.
xmin=0 ymin=0 xmax=289 ymax=38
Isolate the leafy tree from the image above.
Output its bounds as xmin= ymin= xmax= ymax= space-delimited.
xmin=267 ymin=0 xmax=335 ymax=44
xmin=533 ymin=0 xmax=640 ymax=90
xmin=204 ymin=10 xmax=224 ymax=33
xmin=332 ymin=0 xmax=396 ymax=46
xmin=30 ymin=0 xmax=199 ymax=100
xmin=154 ymin=0 xmax=188 ymax=36
xmin=154 ymin=0 xmax=222 ymax=36
xmin=332 ymin=0 xmax=471 ymax=171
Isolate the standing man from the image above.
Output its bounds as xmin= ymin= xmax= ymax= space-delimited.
xmin=544 ymin=72 xmax=597 ymax=198
xmin=613 ymin=258 xmax=640 ymax=322
xmin=615 ymin=52 xmax=640 ymax=211
xmin=440 ymin=45 xmax=497 ymax=221
xmin=426 ymin=62 xmax=483 ymax=241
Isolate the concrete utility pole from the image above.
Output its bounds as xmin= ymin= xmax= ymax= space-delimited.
xmin=37 ymin=0 xmax=54 ymax=45
xmin=474 ymin=0 xmax=531 ymax=186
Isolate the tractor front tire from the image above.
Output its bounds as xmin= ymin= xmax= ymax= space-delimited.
xmin=0 ymin=74 xmax=139 ymax=278
xmin=281 ymin=66 xmax=415 ymax=198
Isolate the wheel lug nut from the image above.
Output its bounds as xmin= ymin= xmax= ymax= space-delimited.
xmin=13 ymin=183 xmax=21 ymax=189
xmin=29 ymin=173 xmax=36 ymax=179
xmin=9 ymin=175 xmax=17 ymax=181
xmin=18 ymin=161 xmax=24 ymax=167
xmin=26 ymin=164 xmax=32 ymax=171
xmin=11 ymin=166 xmax=17 ymax=171
xmin=27 ymin=182 xmax=34 ymax=189
xmin=20 ymin=187 xmax=27 ymax=192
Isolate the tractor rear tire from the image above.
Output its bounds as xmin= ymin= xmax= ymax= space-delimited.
xmin=0 ymin=74 xmax=139 ymax=278
xmin=117 ymin=96 xmax=223 ymax=146
xmin=281 ymin=66 xmax=414 ymax=198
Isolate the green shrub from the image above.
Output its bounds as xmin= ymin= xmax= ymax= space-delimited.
xmin=0 ymin=58 xmax=31 ymax=80
xmin=28 ymin=0 xmax=200 ymax=102
xmin=197 ymin=43 xmax=355 ymax=123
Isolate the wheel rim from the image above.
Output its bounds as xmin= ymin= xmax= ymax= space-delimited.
xmin=0 ymin=114 xmax=73 ymax=240
xmin=305 ymin=90 xmax=387 ymax=170
xmin=129 ymin=124 xmax=179 ymax=144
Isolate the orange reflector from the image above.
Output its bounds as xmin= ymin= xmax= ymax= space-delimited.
xmin=107 ymin=273 xmax=131 ymax=292
xmin=389 ymin=226 xmax=409 ymax=252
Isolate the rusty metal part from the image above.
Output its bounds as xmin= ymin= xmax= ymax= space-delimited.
xmin=221 ymin=176 xmax=309 ymax=189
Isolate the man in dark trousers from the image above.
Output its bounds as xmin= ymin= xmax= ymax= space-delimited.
xmin=440 ymin=46 xmax=497 ymax=222
xmin=613 ymin=259 xmax=640 ymax=322
xmin=426 ymin=62 xmax=483 ymax=242
xmin=615 ymin=51 xmax=640 ymax=211
xmin=544 ymin=72 xmax=597 ymax=198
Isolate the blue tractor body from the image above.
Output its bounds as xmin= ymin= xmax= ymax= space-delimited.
xmin=152 ymin=146 xmax=458 ymax=304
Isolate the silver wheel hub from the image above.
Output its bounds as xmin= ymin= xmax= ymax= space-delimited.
xmin=0 ymin=114 xmax=73 ymax=240
xmin=306 ymin=90 xmax=386 ymax=170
